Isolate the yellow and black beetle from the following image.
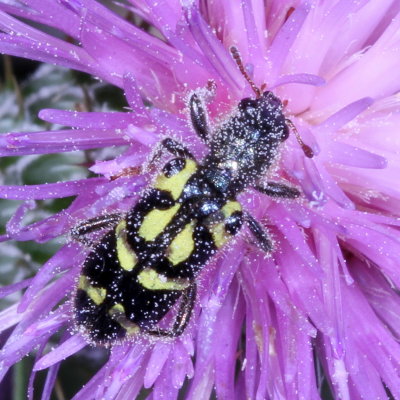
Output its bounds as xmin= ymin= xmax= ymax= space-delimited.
xmin=72 ymin=48 xmax=312 ymax=344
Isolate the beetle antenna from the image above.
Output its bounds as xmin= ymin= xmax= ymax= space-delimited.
xmin=230 ymin=46 xmax=262 ymax=98
xmin=286 ymin=119 xmax=314 ymax=158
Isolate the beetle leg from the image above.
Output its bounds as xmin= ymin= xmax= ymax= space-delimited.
xmin=147 ymin=284 xmax=197 ymax=337
xmin=254 ymin=181 xmax=300 ymax=199
xmin=244 ymin=212 xmax=273 ymax=253
xmin=190 ymin=93 xmax=211 ymax=144
xmin=149 ymin=138 xmax=196 ymax=169
xmin=71 ymin=213 xmax=121 ymax=246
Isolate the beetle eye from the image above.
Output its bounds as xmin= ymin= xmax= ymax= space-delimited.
xmin=281 ymin=124 xmax=290 ymax=141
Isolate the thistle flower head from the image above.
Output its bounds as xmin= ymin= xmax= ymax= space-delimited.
xmin=1 ymin=1 xmax=400 ymax=399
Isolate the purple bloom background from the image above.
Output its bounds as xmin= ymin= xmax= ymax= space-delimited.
xmin=1 ymin=0 xmax=400 ymax=399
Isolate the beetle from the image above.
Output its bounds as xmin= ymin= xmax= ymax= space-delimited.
xmin=72 ymin=47 xmax=312 ymax=344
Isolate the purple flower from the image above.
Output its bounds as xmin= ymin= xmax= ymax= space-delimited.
xmin=1 ymin=1 xmax=400 ymax=399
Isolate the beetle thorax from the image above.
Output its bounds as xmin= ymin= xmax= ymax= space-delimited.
xmin=203 ymin=91 xmax=289 ymax=195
